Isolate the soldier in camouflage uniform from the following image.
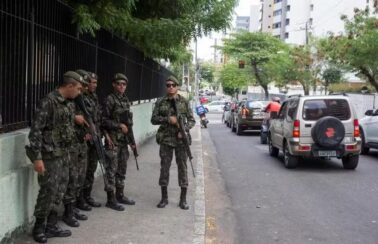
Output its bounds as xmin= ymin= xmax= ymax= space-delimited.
xmin=102 ymin=73 xmax=136 ymax=211
xmin=61 ymin=70 xmax=91 ymax=228
xmin=82 ymin=71 xmax=102 ymax=208
xmin=26 ymin=71 xmax=84 ymax=243
xmin=151 ymin=76 xmax=195 ymax=210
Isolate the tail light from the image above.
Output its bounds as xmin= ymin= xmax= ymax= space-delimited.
xmin=293 ymin=120 xmax=300 ymax=138
xmin=354 ymin=119 xmax=360 ymax=137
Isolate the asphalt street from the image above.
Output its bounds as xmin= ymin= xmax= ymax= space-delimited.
xmin=204 ymin=112 xmax=378 ymax=244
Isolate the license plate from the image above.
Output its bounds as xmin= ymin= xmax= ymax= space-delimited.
xmin=318 ymin=151 xmax=337 ymax=157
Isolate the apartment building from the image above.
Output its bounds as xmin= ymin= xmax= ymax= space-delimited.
xmin=259 ymin=0 xmax=375 ymax=45
xmin=235 ymin=16 xmax=250 ymax=31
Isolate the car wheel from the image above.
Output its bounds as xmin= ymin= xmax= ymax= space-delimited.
xmin=360 ymin=129 xmax=370 ymax=155
xmin=268 ymin=136 xmax=279 ymax=157
xmin=236 ymin=124 xmax=243 ymax=135
xmin=260 ymin=132 xmax=267 ymax=144
xmin=342 ymin=155 xmax=359 ymax=170
xmin=283 ymin=142 xmax=298 ymax=169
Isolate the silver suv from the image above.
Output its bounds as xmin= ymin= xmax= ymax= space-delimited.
xmin=268 ymin=95 xmax=361 ymax=169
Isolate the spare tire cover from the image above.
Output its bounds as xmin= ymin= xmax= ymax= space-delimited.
xmin=311 ymin=116 xmax=345 ymax=148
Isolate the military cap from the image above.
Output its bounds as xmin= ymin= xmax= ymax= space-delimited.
xmin=166 ymin=75 xmax=179 ymax=85
xmin=63 ymin=71 xmax=86 ymax=84
xmin=88 ymin=72 xmax=98 ymax=80
xmin=75 ymin=69 xmax=90 ymax=85
xmin=113 ymin=73 xmax=128 ymax=83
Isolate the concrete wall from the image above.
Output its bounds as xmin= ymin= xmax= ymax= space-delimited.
xmin=0 ymin=101 xmax=158 ymax=242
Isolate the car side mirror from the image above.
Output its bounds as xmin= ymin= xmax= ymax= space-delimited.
xmin=270 ymin=111 xmax=278 ymax=119
xmin=365 ymin=110 xmax=374 ymax=116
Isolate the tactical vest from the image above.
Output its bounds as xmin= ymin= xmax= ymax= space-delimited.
xmin=42 ymin=93 xmax=75 ymax=157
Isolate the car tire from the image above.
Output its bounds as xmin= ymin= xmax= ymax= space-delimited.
xmin=236 ymin=124 xmax=243 ymax=135
xmin=283 ymin=142 xmax=298 ymax=169
xmin=360 ymin=129 xmax=370 ymax=155
xmin=260 ymin=132 xmax=267 ymax=144
xmin=342 ymin=155 xmax=359 ymax=170
xmin=268 ymin=136 xmax=279 ymax=157
xmin=311 ymin=116 xmax=345 ymax=148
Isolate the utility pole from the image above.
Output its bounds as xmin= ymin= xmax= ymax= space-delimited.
xmin=213 ymin=38 xmax=217 ymax=63
xmin=194 ymin=37 xmax=199 ymax=106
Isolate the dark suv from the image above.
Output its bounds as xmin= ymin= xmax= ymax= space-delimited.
xmin=231 ymin=100 xmax=268 ymax=135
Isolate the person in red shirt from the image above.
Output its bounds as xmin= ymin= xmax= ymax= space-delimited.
xmin=264 ymin=97 xmax=281 ymax=113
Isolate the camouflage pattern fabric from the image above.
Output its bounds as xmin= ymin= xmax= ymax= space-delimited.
xmin=159 ymin=144 xmax=188 ymax=187
xmin=151 ymin=94 xmax=195 ymax=147
xmin=102 ymin=92 xmax=133 ymax=192
xmin=28 ymin=90 xmax=75 ymax=218
xmin=151 ymin=94 xmax=195 ymax=187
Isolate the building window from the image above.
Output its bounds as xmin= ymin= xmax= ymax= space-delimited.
xmin=309 ymin=18 xmax=313 ymax=26
xmin=286 ymin=18 xmax=290 ymax=25
xmin=287 ymin=5 xmax=291 ymax=11
xmin=273 ymin=22 xmax=281 ymax=29
xmin=285 ymin=32 xmax=289 ymax=39
xmin=310 ymin=4 xmax=314 ymax=11
xmin=274 ymin=0 xmax=282 ymax=3
xmin=273 ymin=9 xmax=282 ymax=16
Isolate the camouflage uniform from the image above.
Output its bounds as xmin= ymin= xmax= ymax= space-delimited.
xmin=151 ymin=94 xmax=195 ymax=187
xmin=102 ymin=92 xmax=135 ymax=193
xmin=28 ymin=90 xmax=75 ymax=218
xmin=62 ymin=101 xmax=88 ymax=206
xmin=83 ymin=91 xmax=102 ymax=195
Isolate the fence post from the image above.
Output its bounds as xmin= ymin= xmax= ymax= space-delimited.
xmin=138 ymin=64 xmax=144 ymax=104
xmin=27 ymin=2 xmax=35 ymax=126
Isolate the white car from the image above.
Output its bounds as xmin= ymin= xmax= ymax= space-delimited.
xmin=204 ymin=101 xmax=226 ymax=113
xmin=360 ymin=109 xmax=378 ymax=154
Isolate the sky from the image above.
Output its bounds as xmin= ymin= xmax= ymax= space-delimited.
xmin=192 ymin=0 xmax=260 ymax=61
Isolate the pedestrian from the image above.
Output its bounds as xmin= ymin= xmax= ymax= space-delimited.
xmin=61 ymin=70 xmax=92 ymax=228
xmin=25 ymin=71 xmax=84 ymax=243
xmin=151 ymin=76 xmax=196 ymax=210
xmin=82 ymin=71 xmax=102 ymax=208
xmin=102 ymin=73 xmax=136 ymax=211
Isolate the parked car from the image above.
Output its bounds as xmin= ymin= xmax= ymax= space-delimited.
xmin=231 ymin=100 xmax=267 ymax=135
xmin=359 ymin=108 xmax=378 ymax=154
xmin=226 ymin=102 xmax=239 ymax=128
xmin=268 ymin=95 xmax=361 ymax=169
xmin=203 ymin=100 xmax=226 ymax=113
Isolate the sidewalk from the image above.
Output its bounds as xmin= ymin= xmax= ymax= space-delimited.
xmin=15 ymin=124 xmax=205 ymax=244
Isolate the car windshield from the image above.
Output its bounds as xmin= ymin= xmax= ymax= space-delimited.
xmin=302 ymin=99 xmax=351 ymax=121
xmin=247 ymin=101 xmax=266 ymax=109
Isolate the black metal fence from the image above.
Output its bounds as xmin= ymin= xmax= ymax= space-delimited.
xmin=0 ymin=0 xmax=171 ymax=133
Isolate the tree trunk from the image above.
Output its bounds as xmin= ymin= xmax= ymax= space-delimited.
xmin=300 ymin=82 xmax=310 ymax=95
xmin=252 ymin=62 xmax=269 ymax=99
xmin=360 ymin=67 xmax=378 ymax=92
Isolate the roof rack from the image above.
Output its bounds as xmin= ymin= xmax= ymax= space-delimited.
xmin=328 ymin=92 xmax=348 ymax=96
xmin=287 ymin=94 xmax=302 ymax=98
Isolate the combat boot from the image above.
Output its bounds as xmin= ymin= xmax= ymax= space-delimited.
xmin=45 ymin=211 xmax=71 ymax=238
xmin=179 ymin=187 xmax=189 ymax=210
xmin=77 ymin=192 xmax=92 ymax=211
xmin=32 ymin=217 xmax=47 ymax=243
xmin=106 ymin=191 xmax=125 ymax=211
xmin=73 ymin=207 xmax=88 ymax=221
xmin=62 ymin=203 xmax=80 ymax=227
xmin=116 ymin=187 xmax=135 ymax=205
xmin=83 ymin=187 xmax=101 ymax=207
xmin=157 ymin=186 xmax=168 ymax=208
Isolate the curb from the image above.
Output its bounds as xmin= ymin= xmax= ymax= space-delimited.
xmin=192 ymin=125 xmax=206 ymax=244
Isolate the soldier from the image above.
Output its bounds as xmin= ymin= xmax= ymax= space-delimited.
xmin=102 ymin=73 xmax=136 ymax=211
xmin=61 ymin=70 xmax=92 ymax=228
xmin=26 ymin=71 xmax=84 ymax=243
xmin=82 ymin=71 xmax=102 ymax=208
xmin=151 ymin=76 xmax=195 ymax=210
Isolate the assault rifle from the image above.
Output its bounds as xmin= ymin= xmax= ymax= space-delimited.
xmin=172 ymin=99 xmax=196 ymax=178
xmin=119 ymin=111 xmax=139 ymax=171
xmin=74 ymin=94 xmax=109 ymax=187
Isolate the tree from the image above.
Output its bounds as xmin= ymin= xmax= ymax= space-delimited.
xmin=219 ymin=62 xmax=254 ymax=96
xmin=67 ymin=0 xmax=238 ymax=61
xmin=319 ymin=8 xmax=378 ymax=91
xmin=321 ymin=66 xmax=343 ymax=94
xmin=222 ymin=31 xmax=288 ymax=99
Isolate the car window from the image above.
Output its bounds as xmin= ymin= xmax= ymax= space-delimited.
xmin=246 ymin=101 xmax=264 ymax=109
xmin=302 ymin=99 xmax=351 ymax=121
xmin=278 ymin=102 xmax=288 ymax=119
xmin=287 ymin=99 xmax=298 ymax=122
